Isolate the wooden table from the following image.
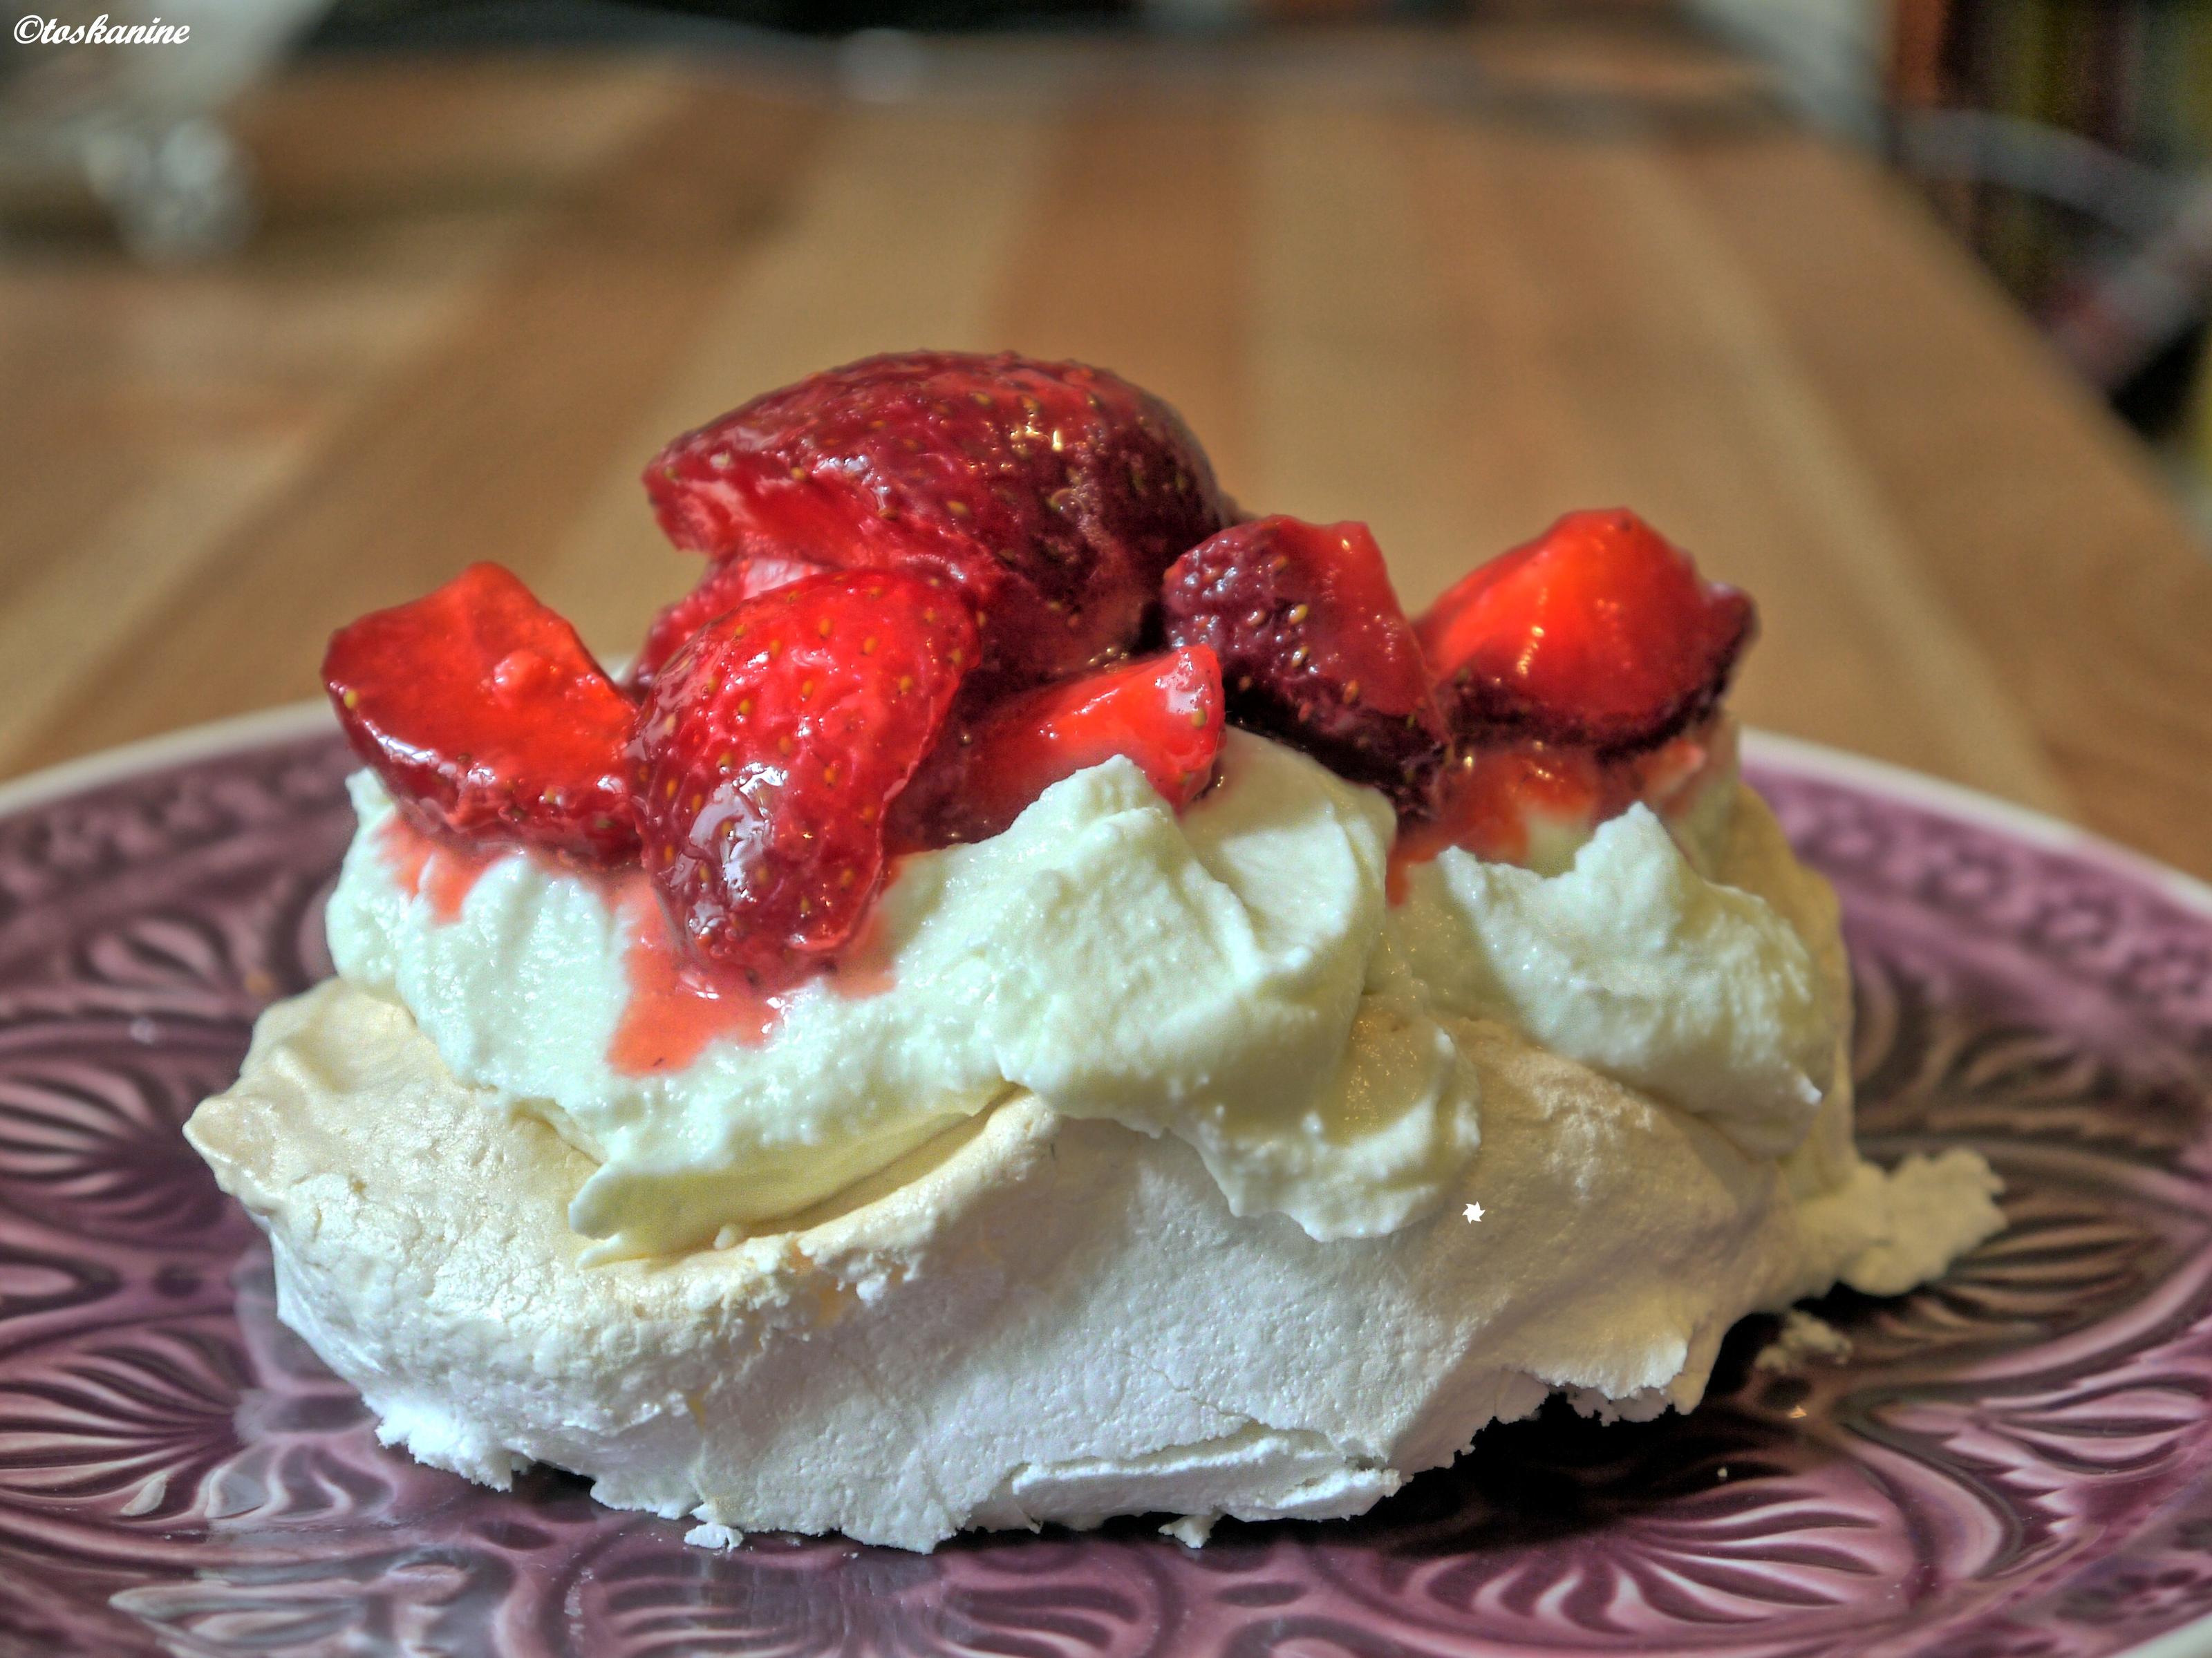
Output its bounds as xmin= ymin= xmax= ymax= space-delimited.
xmin=4 ymin=12 xmax=2210 ymax=878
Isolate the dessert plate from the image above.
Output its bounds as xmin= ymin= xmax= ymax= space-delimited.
xmin=1 ymin=707 xmax=2209 ymax=1658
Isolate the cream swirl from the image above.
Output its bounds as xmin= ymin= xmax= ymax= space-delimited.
xmin=328 ymin=733 xmax=1480 ymax=1258
xmin=327 ymin=725 xmax=1845 ymax=1260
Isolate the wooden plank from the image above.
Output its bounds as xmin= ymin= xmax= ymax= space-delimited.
xmin=538 ymin=100 xmax=1060 ymax=668
xmin=1362 ymin=106 xmax=2068 ymax=816
xmin=0 ymin=58 xmax=675 ymax=604
xmin=1674 ymin=132 xmax=2212 ymax=876
xmin=988 ymin=101 xmax=1253 ymax=501
xmin=1591 ymin=137 xmax=2073 ymax=817
xmin=2 ymin=36 xmax=2205 ymax=883
xmin=0 ymin=73 xmax=830 ymax=775
xmin=1244 ymin=99 xmax=1479 ymax=593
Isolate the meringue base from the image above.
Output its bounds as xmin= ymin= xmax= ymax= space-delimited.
xmin=186 ymin=977 xmax=2002 ymax=1552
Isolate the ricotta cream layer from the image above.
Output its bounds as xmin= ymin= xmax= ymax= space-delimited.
xmin=325 ymin=729 xmax=1830 ymax=1260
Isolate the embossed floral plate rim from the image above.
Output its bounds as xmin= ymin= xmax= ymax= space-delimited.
xmin=0 ymin=703 xmax=347 ymax=824
xmin=1754 ymin=735 xmax=2212 ymax=1658
xmin=5 ymin=704 xmax=2212 ymax=1658
xmin=1743 ymin=728 xmax=2212 ymax=927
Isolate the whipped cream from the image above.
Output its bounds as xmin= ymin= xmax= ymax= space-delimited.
xmin=1386 ymin=799 xmax=1837 ymax=1158
xmin=327 ymin=733 xmax=1482 ymax=1258
xmin=324 ymin=728 xmax=1857 ymax=1257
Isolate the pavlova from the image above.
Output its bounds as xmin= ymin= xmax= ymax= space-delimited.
xmin=185 ymin=350 xmax=2003 ymax=1552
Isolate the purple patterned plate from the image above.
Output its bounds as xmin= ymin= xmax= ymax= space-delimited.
xmin=2 ymin=709 xmax=2211 ymax=1658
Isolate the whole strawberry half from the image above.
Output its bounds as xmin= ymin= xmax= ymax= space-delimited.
xmin=1161 ymin=516 xmax=1448 ymax=811
xmin=324 ymin=563 xmax=638 ymax=863
xmin=630 ymin=551 xmax=822 ymax=693
xmin=1418 ymin=509 xmax=1755 ymax=754
xmin=643 ymin=350 xmax=1232 ymax=695
xmin=890 ymin=645 xmax=1224 ymax=851
xmin=630 ymin=569 xmax=977 ymax=979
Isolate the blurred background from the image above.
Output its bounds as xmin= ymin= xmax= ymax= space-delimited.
xmin=3 ymin=0 xmax=2210 ymax=876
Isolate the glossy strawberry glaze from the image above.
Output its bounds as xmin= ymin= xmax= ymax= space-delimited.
xmin=606 ymin=875 xmax=900 ymax=1075
xmin=376 ymin=815 xmax=894 ymax=1078
xmin=376 ymin=817 xmax=496 ymax=925
xmin=606 ymin=878 xmax=780 ymax=1073
xmin=1385 ymin=724 xmax=1727 ymax=903
xmin=329 ymin=565 xmax=638 ymax=864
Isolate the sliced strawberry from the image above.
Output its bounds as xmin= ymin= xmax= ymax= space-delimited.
xmin=643 ymin=351 xmax=1232 ymax=695
xmin=1161 ymin=516 xmax=1447 ymax=810
xmin=324 ymin=563 xmax=637 ymax=864
xmin=1418 ymin=509 xmax=1754 ymax=753
xmin=630 ymin=569 xmax=976 ymax=980
xmin=630 ymin=551 xmax=821 ymax=693
xmin=891 ymin=646 xmax=1224 ymax=851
